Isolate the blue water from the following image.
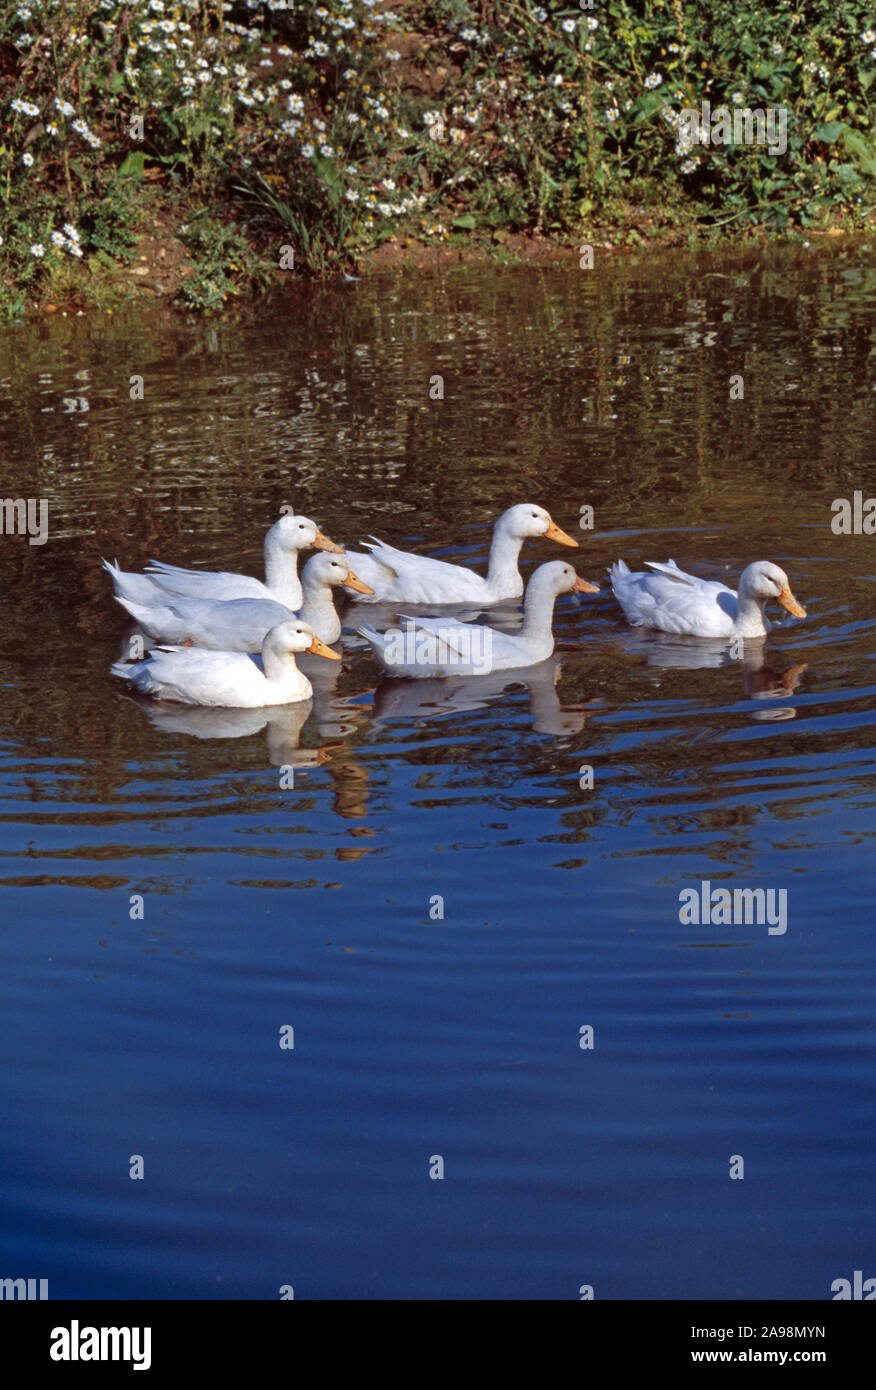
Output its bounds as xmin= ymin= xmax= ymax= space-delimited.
xmin=1 ymin=249 xmax=875 ymax=1298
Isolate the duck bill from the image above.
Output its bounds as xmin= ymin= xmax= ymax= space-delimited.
xmin=308 ymin=634 xmax=342 ymax=660
xmin=778 ymin=587 xmax=806 ymax=618
xmin=313 ymin=529 xmax=344 ymax=554
xmin=343 ymin=569 xmax=375 ymax=595
xmin=572 ymin=577 xmax=600 ymax=594
xmin=545 ymin=519 xmax=578 ymax=548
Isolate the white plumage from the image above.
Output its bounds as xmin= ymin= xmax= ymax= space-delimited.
xmin=358 ymin=560 xmax=599 ymax=678
xmin=109 ymin=552 xmax=372 ymax=650
xmin=111 ymin=619 xmax=340 ymax=707
xmin=345 ymin=503 xmax=578 ymax=605
xmin=103 ymin=513 xmax=341 ymax=612
xmin=609 ymin=558 xmax=806 ymax=639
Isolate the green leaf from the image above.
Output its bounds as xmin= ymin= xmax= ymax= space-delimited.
xmin=118 ymin=151 xmax=146 ymax=180
xmin=452 ymin=213 xmax=477 ymax=229
xmin=813 ymin=122 xmax=844 ymax=143
xmin=841 ymin=127 xmax=876 ymax=176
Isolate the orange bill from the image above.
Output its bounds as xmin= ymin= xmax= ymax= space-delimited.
xmin=308 ymin=634 xmax=342 ymax=660
xmin=778 ymin=586 xmax=806 ymax=618
xmin=312 ymin=529 xmax=344 ymax=553
xmin=545 ymin=518 xmax=578 ymax=548
xmin=572 ymin=576 xmax=600 ymax=594
xmin=343 ymin=568 xmax=374 ymax=595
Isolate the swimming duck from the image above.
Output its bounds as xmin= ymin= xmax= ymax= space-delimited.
xmin=610 ymin=559 xmax=806 ymax=639
xmin=357 ymin=560 xmax=599 ymax=678
xmin=111 ymin=552 xmax=373 ymax=650
xmin=345 ymin=503 xmax=578 ymax=605
xmin=104 ymin=513 xmax=341 ymax=612
xmin=110 ymin=619 xmax=339 ymax=707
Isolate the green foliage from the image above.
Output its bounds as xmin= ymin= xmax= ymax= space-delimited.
xmin=176 ymin=214 xmax=269 ymax=312
xmin=1 ymin=0 xmax=875 ymax=313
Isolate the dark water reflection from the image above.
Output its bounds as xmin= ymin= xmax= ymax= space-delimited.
xmin=1 ymin=242 xmax=875 ymax=1298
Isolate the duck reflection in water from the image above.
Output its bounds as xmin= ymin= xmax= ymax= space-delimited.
xmin=370 ymin=653 xmax=592 ymax=737
xmin=615 ymin=627 xmax=807 ymax=717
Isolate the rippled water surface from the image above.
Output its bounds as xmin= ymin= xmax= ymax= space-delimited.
xmin=1 ymin=244 xmax=875 ymax=1299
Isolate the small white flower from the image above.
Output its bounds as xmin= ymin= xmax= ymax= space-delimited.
xmin=644 ymin=72 xmax=663 ymax=90
xmin=386 ymin=49 xmax=401 ymax=61
xmin=30 ymin=243 xmax=45 ymax=257
xmin=21 ymin=151 xmax=34 ymax=166
xmin=301 ymin=142 xmax=315 ymax=157
xmin=561 ymin=19 xmax=576 ymax=34
xmin=345 ymin=188 xmax=358 ymax=201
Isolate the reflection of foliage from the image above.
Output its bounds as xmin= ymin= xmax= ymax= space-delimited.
xmin=0 ymin=249 xmax=873 ymax=805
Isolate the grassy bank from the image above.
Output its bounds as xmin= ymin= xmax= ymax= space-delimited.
xmin=2 ymin=0 xmax=876 ymax=315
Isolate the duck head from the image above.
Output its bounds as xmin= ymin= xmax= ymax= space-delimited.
xmin=739 ymin=562 xmax=806 ymax=618
xmin=264 ymin=619 xmax=341 ymax=661
xmin=302 ymin=551 xmax=374 ymax=594
xmin=269 ymin=514 xmax=342 ymax=554
xmin=502 ymin=503 xmax=578 ymax=548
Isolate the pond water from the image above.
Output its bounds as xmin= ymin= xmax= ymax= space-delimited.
xmin=1 ymin=243 xmax=874 ymax=1300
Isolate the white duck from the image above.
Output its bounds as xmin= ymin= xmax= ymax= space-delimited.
xmin=110 ymin=552 xmax=373 ymax=651
xmin=357 ymin=560 xmax=599 ymax=678
xmin=110 ymin=619 xmax=340 ymax=707
xmin=104 ymin=513 xmax=341 ymax=611
xmin=345 ymin=503 xmax=578 ymax=605
xmin=610 ymin=559 xmax=806 ymax=639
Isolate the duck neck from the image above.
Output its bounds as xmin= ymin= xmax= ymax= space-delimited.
xmin=263 ymin=524 xmax=303 ymax=607
xmin=298 ymin=581 xmax=340 ymax=643
xmin=519 ymin=572 xmax=561 ymax=653
xmin=485 ymin=518 xmax=525 ymax=597
xmin=262 ymin=643 xmax=300 ymax=686
xmin=736 ymin=587 xmax=768 ymax=638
